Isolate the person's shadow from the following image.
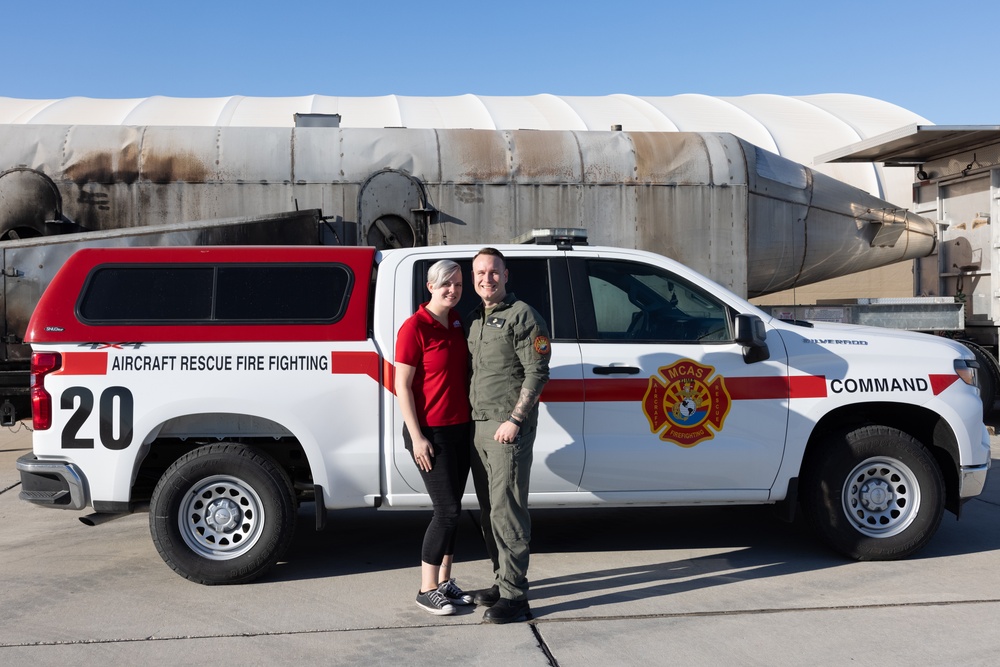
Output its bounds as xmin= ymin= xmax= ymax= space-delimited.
xmin=268 ymin=463 xmax=1000 ymax=617
xmin=522 ymin=504 xmax=839 ymax=617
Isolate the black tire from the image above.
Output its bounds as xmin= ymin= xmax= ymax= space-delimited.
xmin=800 ymin=425 xmax=944 ymax=561
xmin=149 ymin=443 xmax=296 ymax=585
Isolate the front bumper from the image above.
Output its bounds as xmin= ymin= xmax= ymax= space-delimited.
xmin=15 ymin=454 xmax=88 ymax=510
xmin=959 ymin=460 xmax=991 ymax=499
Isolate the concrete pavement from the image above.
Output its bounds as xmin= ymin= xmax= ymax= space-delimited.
xmin=1 ymin=423 xmax=998 ymax=666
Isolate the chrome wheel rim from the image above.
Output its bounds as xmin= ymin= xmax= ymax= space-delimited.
xmin=841 ymin=457 xmax=920 ymax=538
xmin=178 ymin=475 xmax=265 ymax=560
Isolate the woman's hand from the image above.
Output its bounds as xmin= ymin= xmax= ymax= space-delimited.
xmin=413 ymin=437 xmax=435 ymax=472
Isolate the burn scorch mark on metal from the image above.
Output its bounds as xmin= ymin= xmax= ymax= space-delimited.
xmin=64 ymin=149 xmax=209 ymax=185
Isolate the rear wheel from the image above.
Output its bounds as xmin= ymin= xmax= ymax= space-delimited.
xmin=800 ymin=425 xmax=944 ymax=560
xmin=149 ymin=443 xmax=296 ymax=584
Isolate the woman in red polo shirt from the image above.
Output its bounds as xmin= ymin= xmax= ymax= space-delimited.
xmin=395 ymin=259 xmax=473 ymax=616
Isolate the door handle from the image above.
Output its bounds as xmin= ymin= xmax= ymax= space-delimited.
xmin=592 ymin=365 xmax=641 ymax=375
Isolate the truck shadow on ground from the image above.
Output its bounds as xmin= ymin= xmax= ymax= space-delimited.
xmin=524 ymin=493 xmax=1000 ymax=618
xmin=277 ymin=503 xmax=827 ymax=582
xmin=271 ymin=470 xmax=1000 ymax=618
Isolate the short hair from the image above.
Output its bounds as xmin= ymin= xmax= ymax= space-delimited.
xmin=426 ymin=260 xmax=461 ymax=289
xmin=473 ymin=247 xmax=506 ymax=267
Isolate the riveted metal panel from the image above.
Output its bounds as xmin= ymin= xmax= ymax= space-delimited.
xmin=0 ymin=125 xmax=935 ymax=299
xmin=334 ymin=128 xmax=441 ymax=183
xmin=509 ymin=130 xmax=582 ymax=183
xmin=435 ymin=129 xmax=511 ymax=184
xmin=631 ymin=132 xmax=714 ymax=184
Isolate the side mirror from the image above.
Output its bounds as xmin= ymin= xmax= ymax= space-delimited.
xmin=734 ymin=313 xmax=769 ymax=363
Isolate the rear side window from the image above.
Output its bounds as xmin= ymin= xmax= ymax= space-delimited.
xmin=78 ymin=263 xmax=353 ymax=324
xmin=79 ymin=267 xmax=214 ymax=321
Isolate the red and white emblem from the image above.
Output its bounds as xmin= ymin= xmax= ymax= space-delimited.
xmin=642 ymin=360 xmax=732 ymax=447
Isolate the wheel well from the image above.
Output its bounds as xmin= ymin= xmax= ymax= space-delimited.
xmin=804 ymin=402 xmax=962 ymax=515
xmin=131 ymin=436 xmax=313 ymax=505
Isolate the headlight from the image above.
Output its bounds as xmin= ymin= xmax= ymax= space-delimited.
xmin=955 ymin=358 xmax=979 ymax=391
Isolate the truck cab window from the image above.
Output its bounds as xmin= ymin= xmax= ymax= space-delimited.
xmin=576 ymin=259 xmax=731 ymax=343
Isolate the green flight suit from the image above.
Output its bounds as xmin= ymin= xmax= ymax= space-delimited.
xmin=467 ymin=293 xmax=550 ymax=601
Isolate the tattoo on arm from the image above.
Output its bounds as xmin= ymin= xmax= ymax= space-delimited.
xmin=511 ymin=387 xmax=541 ymax=424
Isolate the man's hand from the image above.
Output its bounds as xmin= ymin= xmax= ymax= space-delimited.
xmin=493 ymin=420 xmax=521 ymax=444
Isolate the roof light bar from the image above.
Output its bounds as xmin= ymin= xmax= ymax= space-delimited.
xmin=511 ymin=228 xmax=589 ymax=250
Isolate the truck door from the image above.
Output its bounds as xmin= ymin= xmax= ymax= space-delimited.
xmin=569 ymin=256 xmax=789 ymax=497
xmin=388 ymin=254 xmax=585 ymax=498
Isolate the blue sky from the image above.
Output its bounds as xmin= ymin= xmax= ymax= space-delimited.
xmin=2 ymin=0 xmax=995 ymax=125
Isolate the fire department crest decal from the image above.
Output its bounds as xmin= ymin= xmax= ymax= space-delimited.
xmin=642 ymin=360 xmax=732 ymax=447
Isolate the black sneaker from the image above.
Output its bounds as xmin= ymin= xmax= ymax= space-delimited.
xmin=437 ymin=578 xmax=473 ymax=605
xmin=482 ymin=597 xmax=531 ymax=624
xmin=415 ymin=588 xmax=456 ymax=616
xmin=474 ymin=584 xmax=501 ymax=607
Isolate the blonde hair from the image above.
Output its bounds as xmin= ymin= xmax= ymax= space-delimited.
xmin=427 ymin=260 xmax=461 ymax=289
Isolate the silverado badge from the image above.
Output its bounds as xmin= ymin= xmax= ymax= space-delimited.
xmin=642 ymin=360 xmax=732 ymax=447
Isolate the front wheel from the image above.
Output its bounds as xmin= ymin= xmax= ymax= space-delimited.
xmin=800 ymin=425 xmax=944 ymax=561
xmin=149 ymin=443 xmax=297 ymax=584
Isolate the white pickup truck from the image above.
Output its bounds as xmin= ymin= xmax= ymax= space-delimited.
xmin=16 ymin=232 xmax=992 ymax=584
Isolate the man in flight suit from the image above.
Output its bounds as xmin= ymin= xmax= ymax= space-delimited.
xmin=466 ymin=247 xmax=551 ymax=624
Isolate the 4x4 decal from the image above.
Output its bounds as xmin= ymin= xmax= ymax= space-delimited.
xmin=643 ymin=360 xmax=732 ymax=447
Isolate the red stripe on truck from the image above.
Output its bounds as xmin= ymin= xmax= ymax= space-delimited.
xmin=726 ymin=375 xmax=828 ymax=399
xmin=928 ymin=374 xmax=959 ymax=395
xmin=56 ymin=351 xmax=108 ymax=375
xmin=330 ymin=351 xmax=381 ymax=384
xmin=548 ymin=375 xmax=828 ymax=403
